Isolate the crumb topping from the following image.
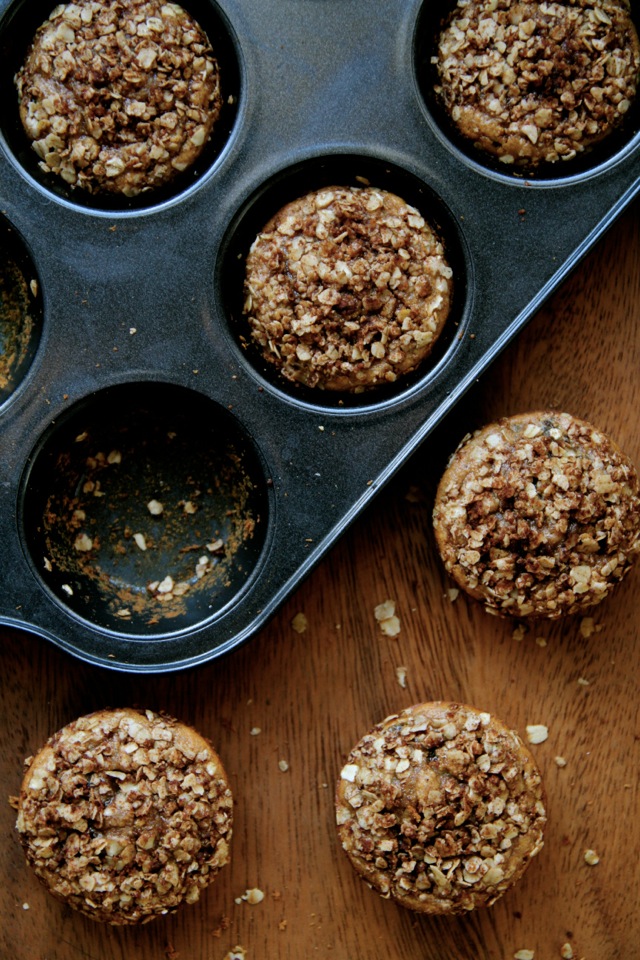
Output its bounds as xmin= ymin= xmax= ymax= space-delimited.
xmin=336 ymin=702 xmax=546 ymax=914
xmin=242 ymin=185 xmax=453 ymax=392
xmin=434 ymin=0 xmax=640 ymax=169
xmin=16 ymin=708 xmax=232 ymax=924
xmin=15 ymin=0 xmax=222 ymax=196
xmin=433 ymin=411 xmax=640 ymax=618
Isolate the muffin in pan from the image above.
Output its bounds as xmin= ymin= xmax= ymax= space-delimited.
xmin=15 ymin=708 xmax=233 ymax=924
xmin=336 ymin=701 xmax=546 ymax=914
xmin=15 ymin=0 xmax=223 ymax=196
xmin=434 ymin=0 xmax=640 ymax=170
xmin=432 ymin=411 xmax=640 ymax=619
xmin=242 ymin=185 xmax=453 ymax=392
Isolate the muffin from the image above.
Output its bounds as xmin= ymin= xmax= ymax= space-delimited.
xmin=336 ymin=701 xmax=546 ymax=914
xmin=434 ymin=0 xmax=640 ymax=169
xmin=432 ymin=411 xmax=640 ymax=618
xmin=15 ymin=708 xmax=233 ymax=924
xmin=242 ymin=185 xmax=453 ymax=392
xmin=15 ymin=0 xmax=223 ymax=196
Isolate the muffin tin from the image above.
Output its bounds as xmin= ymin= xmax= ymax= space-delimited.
xmin=0 ymin=0 xmax=639 ymax=673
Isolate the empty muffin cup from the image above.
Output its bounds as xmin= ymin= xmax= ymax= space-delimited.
xmin=0 ymin=216 xmax=42 ymax=406
xmin=20 ymin=382 xmax=269 ymax=635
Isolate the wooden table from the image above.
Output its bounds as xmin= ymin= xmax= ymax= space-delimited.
xmin=1 ymin=197 xmax=639 ymax=960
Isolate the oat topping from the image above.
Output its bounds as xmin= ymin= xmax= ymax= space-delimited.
xmin=526 ymin=724 xmax=549 ymax=744
xmin=584 ymin=847 xmax=600 ymax=865
xmin=291 ymin=612 xmax=308 ymax=634
xmin=16 ymin=708 xmax=232 ymax=924
xmin=242 ymin=185 xmax=452 ymax=392
xmin=375 ymin=599 xmax=401 ymax=637
xmin=15 ymin=0 xmax=223 ymax=196
xmin=335 ymin=702 xmax=546 ymax=914
xmin=433 ymin=411 xmax=640 ymax=619
xmin=434 ymin=0 xmax=640 ymax=169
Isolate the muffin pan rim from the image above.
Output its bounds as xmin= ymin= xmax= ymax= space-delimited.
xmin=0 ymin=0 xmax=638 ymax=670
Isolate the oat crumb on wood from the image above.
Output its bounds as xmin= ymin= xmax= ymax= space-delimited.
xmin=291 ymin=612 xmax=308 ymax=633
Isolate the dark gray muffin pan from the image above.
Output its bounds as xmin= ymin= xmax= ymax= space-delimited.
xmin=0 ymin=0 xmax=639 ymax=672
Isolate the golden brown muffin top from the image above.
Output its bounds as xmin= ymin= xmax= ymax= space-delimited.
xmin=336 ymin=701 xmax=546 ymax=914
xmin=16 ymin=708 xmax=232 ymax=924
xmin=16 ymin=0 xmax=222 ymax=196
xmin=242 ymin=185 xmax=452 ymax=392
xmin=435 ymin=0 xmax=640 ymax=169
xmin=433 ymin=411 xmax=640 ymax=618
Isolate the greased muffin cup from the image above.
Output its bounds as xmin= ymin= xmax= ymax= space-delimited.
xmin=0 ymin=0 xmax=639 ymax=670
xmin=432 ymin=411 xmax=640 ymax=619
xmin=336 ymin=701 xmax=546 ymax=915
xmin=16 ymin=708 xmax=233 ymax=924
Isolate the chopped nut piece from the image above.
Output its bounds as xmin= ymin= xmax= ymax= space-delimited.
xmin=584 ymin=848 xmax=600 ymax=865
xmin=147 ymin=499 xmax=164 ymax=515
xmin=526 ymin=725 xmax=549 ymax=745
xmin=340 ymin=764 xmax=359 ymax=783
xmin=375 ymin=600 xmax=401 ymax=637
xmin=579 ymin=616 xmax=602 ymax=638
xmin=73 ymin=533 xmax=93 ymax=552
xmin=374 ymin=599 xmax=396 ymax=622
xmin=133 ymin=532 xmax=147 ymax=551
xmin=379 ymin=615 xmax=401 ymax=638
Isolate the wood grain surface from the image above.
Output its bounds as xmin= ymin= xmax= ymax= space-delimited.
xmin=1 ymin=197 xmax=639 ymax=960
